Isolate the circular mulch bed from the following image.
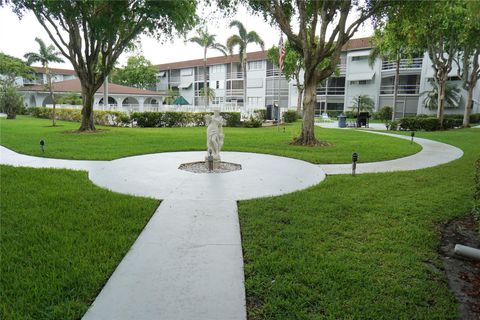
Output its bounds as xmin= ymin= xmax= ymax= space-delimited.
xmin=178 ymin=161 xmax=242 ymax=173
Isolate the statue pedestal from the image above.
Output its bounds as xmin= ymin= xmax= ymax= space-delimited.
xmin=205 ymin=159 xmax=221 ymax=170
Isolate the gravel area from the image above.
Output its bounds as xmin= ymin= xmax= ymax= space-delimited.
xmin=178 ymin=161 xmax=242 ymax=173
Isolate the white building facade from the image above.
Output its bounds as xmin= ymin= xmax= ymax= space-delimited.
xmin=156 ymin=37 xmax=480 ymax=118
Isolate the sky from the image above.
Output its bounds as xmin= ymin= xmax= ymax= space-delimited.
xmin=0 ymin=3 xmax=374 ymax=70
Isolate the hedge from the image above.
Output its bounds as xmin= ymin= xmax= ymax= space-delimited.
xmin=29 ymin=107 xmax=127 ymax=126
xmin=130 ymin=111 xmax=241 ymax=128
xmin=282 ymin=110 xmax=299 ymax=123
xmin=399 ymin=115 xmax=465 ymax=131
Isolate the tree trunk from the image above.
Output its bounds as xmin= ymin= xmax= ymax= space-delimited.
xmin=79 ymin=88 xmax=96 ymax=131
xmin=392 ymin=55 xmax=400 ymax=121
xmin=296 ymin=86 xmax=304 ymax=113
xmin=463 ymin=86 xmax=473 ymax=127
xmin=204 ymin=47 xmax=208 ymax=107
xmin=437 ymin=79 xmax=446 ymax=129
xmin=242 ymin=57 xmax=247 ymax=108
xmin=45 ymin=64 xmax=56 ymax=126
xmin=293 ymin=75 xmax=318 ymax=145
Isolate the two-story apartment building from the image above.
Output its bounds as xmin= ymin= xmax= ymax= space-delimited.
xmin=156 ymin=37 xmax=480 ymax=118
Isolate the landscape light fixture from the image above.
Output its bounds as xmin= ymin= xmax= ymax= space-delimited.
xmin=352 ymin=152 xmax=358 ymax=176
xmin=411 ymin=131 xmax=415 ymax=144
xmin=207 ymin=149 xmax=214 ymax=172
xmin=40 ymin=139 xmax=45 ymax=153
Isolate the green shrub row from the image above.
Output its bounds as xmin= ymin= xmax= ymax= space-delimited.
xmin=470 ymin=113 xmax=480 ymax=123
xmin=130 ymin=111 xmax=241 ymax=127
xmin=29 ymin=107 xmax=127 ymax=126
xmin=398 ymin=115 xmax=466 ymax=131
xmin=282 ymin=110 xmax=299 ymax=123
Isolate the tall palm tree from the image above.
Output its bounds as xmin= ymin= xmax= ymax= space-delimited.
xmin=188 ymin=28 xmax=227 ymax=107
xmin=25 ymin=37 xmax=64 ymax=126
xmin=226 ymin=20 xmax=264 ymax=107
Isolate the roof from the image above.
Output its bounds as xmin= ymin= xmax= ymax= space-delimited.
xmin=19 ymin=78 xmax=162 ymax=96
xmin=156 ymin=37 xmax=372 ymax=70
xmin=32 ymin=66 xmax=77 ymax=76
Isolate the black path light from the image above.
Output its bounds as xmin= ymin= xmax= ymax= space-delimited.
xmin=411 ymin=131 xmax=415 ymax=144
xmin=352 ymin=152 xmax=358 ymax=176
xmin=207 ymin=149 xmax=214 ymax=172
xmin=40 ymin=139 xmax=45 ymax=153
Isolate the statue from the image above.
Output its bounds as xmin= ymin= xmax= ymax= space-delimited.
xmin=205 ymin=109 xmax=226 ymax=162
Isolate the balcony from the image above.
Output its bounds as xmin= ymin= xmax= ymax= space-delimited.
xmin=381 ymin=58 xmax=423 ymax=71
xmin=266 ymin=69 xmax=281 ymax=77
xmin=336 ymin=64 xmax=347 ymax=74
xmin=23 ymin=79 xmax=44 ymax=85
xmin=380 ymin=84 xmax=420 ymax=95
xmin=195 ymin=73 xmax=209 ymax=81
xmin=169 ymin=76 xmax=180 ymax=84
xmin=316 ymin=86 xmax=345 ymax=95
xmin=265 ymin=88 xmax=289 ymax=96
xmin=226 ymin=88 xmax=244 ymax=96
xmin=226 ymin=72 xmax=243 ymax=79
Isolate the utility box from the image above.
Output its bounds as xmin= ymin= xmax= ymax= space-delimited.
xmin=338 ymin=114 xmax=347 ymax=128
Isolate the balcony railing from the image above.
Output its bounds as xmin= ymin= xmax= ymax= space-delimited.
xmin=23 ymin=79 xmax=44 ymax=85
xmin=169 ymin=76 xmax=181 ymax=83
xmin=266 ymin=69 xmax=281 ymax=77
xmin=336 ymin=64 xmax=347 ymax=73
xmin=316 ymin=86 xmax=345 ymax=95
xmin=265 ymin=88 xmax=289 ymax=96
xmin=381 ymin=58 xmax=423 ymax=70
xmin=380 ymin=84 xmax=420 ymax=95
xmin=195 ymin=74 xmax=209 ymax=81
xmin=226 ymin=88 xmax=244 ymax=96
xmin=226 ymin=72 xmax=243 ymax=79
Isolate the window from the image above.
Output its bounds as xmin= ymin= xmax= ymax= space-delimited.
xmin=248 ymin=60 xmax=263 ymax=70
xmin=247 ymin=97 xmax=263 ymax=106
xmin=351 ymin=56 xmax=368 ymax=62
xmin=212 ymin=97 xmax=224 ymax=105
xmin=211 ymin=64 xmax=224 ymax=74
xmin=351 ymin=80 xmax=370 ymax=85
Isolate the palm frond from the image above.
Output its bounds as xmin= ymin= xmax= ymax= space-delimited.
xmin=246 ymin=31 xmax=265 ymax=51
xmin=229 ymin=20 xmax=247 ymax=40
xmin=210 ymin=43 xmax=227 ymax=56
xmin=226 ymin=35 xmax=243 ymax=55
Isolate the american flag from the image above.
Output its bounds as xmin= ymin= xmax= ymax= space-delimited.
xmin=278 ymin=33 xmax=285 ymax=72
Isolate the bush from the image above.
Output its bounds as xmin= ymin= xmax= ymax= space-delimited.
xmin=399 ymin=117 xmax=440 ymax=131
xmin=386 ymin=120 xmax=399 ymax=131
xmin=442 ymin=115 xmax=463 ymax=129
xmin=0 ymin=83 xmax=24 ymax=119
xmin=375 ymin=106 xmax=393 ymax=122
xmin=253 ymin=109 xmax=267 ymax=121
xmin=29 ymin=107 xmax=127 ymax=126
xmin=326 ymin=111 xmax=343 ymax=118
xmin=220 ymin=112 xmax=241 ymax=127
xmin=473 ymin=158 xmax=480 ymax=224
xmin=242 ymin=115 xmax=262 ymax=128
xmin=345 ymin=110 xmax=356 ymax=119
xmin=129 ymin=111 xmax=241 ymax=128
xmin=282 ymin=110 xmax=298 ymax=123
xmin=470 ymin=113 xmax=480 ymax=124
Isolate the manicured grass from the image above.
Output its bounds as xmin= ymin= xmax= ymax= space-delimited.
xmin=0 ymin=166 xmax=159 ymax=319
xmin=238 ymin=128 xmax=479 ymax=319
xmin=0 ymin=116 xmax=420 ymax=163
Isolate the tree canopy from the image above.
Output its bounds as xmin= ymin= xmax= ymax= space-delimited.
xmin=7 ymin=0 xmax=197 ymax=131
xmin=0 ymin=52 xmax=33 ymax=82
xmin=111 ymin=55 xmax=158 ymax=89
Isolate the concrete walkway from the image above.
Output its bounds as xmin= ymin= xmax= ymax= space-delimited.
xmin=319 ymin=130 xmax=463 ymax=175
xmin=316 ymin=120 xmax=388 ymax=130
xmin=0 ymin=130 xmax=463 ymax=319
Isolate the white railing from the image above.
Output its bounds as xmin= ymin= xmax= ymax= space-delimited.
xmin=337 ymin=64 xmax=347 ymax=73
xmin=380 ymin=84 xmax=420 ymax=95
xmin=24 ymin=79 xmax=44 ymax=85
xmin=195 ymin=74 xmax=209 ymax=81
xmin=316 ymin=86 xmax=346 ymax=95
xmin=265 ymin=88 xmax=289 ymax=96
xmin=169 ymin=76 xmax=181 ymax=83
xmin=226 ymin=72 xmax=243 ymax=79
xmin=381 ymin=58 xmax=423 ymax=70
xmin=226 ymin=89 xmax=244 ymax=96
xmin=266 ymin=69 xmax=281 ymax=77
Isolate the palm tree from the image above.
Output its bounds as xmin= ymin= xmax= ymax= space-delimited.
xmin=352 ymin=95 xmax=375 ymax=115
xmin=25 ymin=37 xmax=64 ymax=126
xmin=188 ymin=28 xmax=227 ymax=107
xmin=421 ymin=79 xmax=462 ymax=110
xmin=226 ymin=20 xmax=264 ymax=107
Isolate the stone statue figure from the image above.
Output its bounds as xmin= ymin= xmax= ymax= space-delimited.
xmin=205 ymin=110 xmax=226 ymax=161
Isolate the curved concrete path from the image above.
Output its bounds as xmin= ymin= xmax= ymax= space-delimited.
xmin=0 ymin=131 xmax=463 ymax=320
xmin=319 ymin=130 xmax=463 ymax=175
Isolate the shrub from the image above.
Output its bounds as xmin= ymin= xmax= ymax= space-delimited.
xmin=473 ymin=158 xmax=480 ymax=225
xmin=242 ymin=115 xmax=262 ymax=128
xmin=442 ymin=115 xmax=463 ymax=129
xmin=220 ymin=112 xmax=241 ymax=127
xmin=375 ymin=106 xmax=393 ymax=122
xmin=326 ymin=111 xmax=343 ymax=118
xmin=282 ymin=110 xmax=298 ymax=123
xmin=253 ymin=109 xmax=267 ymax=121
xmin=386 ymin=120 xmax=399 ymax=131
xmin=345 ymin=110 xmax=356 ymax=119
xmin=29 ymin=107 xmax=126 ymax=126
xmin=0 ymin=83 xmax=24 ymax=119
xmin=470 ymin=113 xmax=480 ymax=124
xmin=399 ymin=117 xmax=440 ymax=131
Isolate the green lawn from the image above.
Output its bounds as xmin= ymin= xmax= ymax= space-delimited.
xmin=0 ymin=166 xmax=159 ymax=320
xmin=0 ymin=116 xmax=420 ymax=164
xmin=239 ymin=128 xmax=479 ymax=319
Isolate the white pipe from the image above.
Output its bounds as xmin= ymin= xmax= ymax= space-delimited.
xmin=454 ymin=244 xmax=480 ymax=261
